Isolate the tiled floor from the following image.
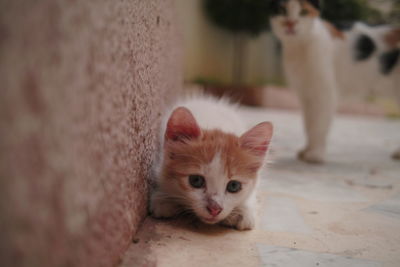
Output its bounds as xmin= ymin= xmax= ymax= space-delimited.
xmin=121 ymin=108 xmax=400 ymax=267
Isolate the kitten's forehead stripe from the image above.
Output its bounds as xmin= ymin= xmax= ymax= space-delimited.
xmin=207 ymin=151 xmax=226 ymax=179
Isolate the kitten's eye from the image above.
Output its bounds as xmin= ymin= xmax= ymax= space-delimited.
xmin=300 ymin=9 xmax=309 ymax=16
xmin=189 ymin=175 xmax=205 ymax=188
xmin=226 ymin=180 xmax=242 ymax=193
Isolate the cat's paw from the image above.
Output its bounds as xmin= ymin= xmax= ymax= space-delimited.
xmin=235 ymin=213 xmax=255 ymax=230
xmin=221 ymin=209 xmax=255 ymax=231
xmin=298 ymin=149 xmax=324 ymax=164
xmin=149 ymin=193 xmax=178 ymax=219
xmin=392 ymin=148 xmax=400 ymax=160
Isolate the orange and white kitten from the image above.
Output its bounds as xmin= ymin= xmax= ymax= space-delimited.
xmin=150 ymin=96 xmax=273 ymax=230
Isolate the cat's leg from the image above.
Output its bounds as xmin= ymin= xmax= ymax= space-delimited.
xmin=220 ymin=194 xmax=256 ymax=230
xmin=298 ymin=84 xmax=337 ymax=164
xmin=149 ymin=190 xmax=180 ymax=218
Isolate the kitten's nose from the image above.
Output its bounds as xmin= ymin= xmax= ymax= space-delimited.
xmin=207 ymin=200 xmax=222 ymax=217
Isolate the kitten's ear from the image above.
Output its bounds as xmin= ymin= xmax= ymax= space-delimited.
xmin=165 ymin=107 xmax=201 ymax=141
xmin=306 ymin=0 xmax=320 ymax=10
xmin=239 ymin=122 xmax=273 ymax=157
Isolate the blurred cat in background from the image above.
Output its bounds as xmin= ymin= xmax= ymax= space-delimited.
xmin=150 ymin=95 xmax=273 ymax=230
xmin=270 ymin=0 xmax=400 ymax=163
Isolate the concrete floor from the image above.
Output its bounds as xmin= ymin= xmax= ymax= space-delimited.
xmin=121 ymin=108 xmax=400 ymax=267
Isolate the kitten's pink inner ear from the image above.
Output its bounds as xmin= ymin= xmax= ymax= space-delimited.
xmin=165 ymin=107 xmax=201 ymax=141
xmin=240 ymin=122 xmax=273 ymax=156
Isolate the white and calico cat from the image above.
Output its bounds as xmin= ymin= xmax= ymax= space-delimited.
xmin=270 ymin=0 xmax=338 ymax=163
xmin=270 ymin=0 xmax=400 ymax=163
xmin=149 ymin=95 xmax=273 ymax=230
xmin=335 ymin=23 xmax=399 ymax=104
xmin=337 ymin=24 xmax=400 ymax=159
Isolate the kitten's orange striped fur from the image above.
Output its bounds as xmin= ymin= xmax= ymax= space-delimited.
xmin=150 ymin=97 xmax=273 ymax=230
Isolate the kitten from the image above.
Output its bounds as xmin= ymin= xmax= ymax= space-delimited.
xmin=270 ymin=0 xmax=400 ymax=163
xmin=149 ymin=95 xmax=273 ymax=230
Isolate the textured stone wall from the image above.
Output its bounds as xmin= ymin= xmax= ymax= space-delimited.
xmin=0 ymin=0 xmax=182 ymax=266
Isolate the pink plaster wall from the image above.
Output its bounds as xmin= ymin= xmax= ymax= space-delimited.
xmin=0 ymin=0 xmax=182 ymax=266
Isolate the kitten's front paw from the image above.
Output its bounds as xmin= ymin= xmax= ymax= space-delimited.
xmin=221 ymin=210 xmax=255 ymax=231
xmin=149 ymin=193 xmax=179 ymax=219
xmin=298 ymin=148 xmax=324 ymax=164
xmin=236 ymin=213 xmax=255 ymax=230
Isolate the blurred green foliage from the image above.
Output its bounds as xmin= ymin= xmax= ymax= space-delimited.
xmin=321 ymin=0 xmax=384 ymax=24
xmin=203 ymin=0 xmax=270 ymax=36
xmin=388 ymin=1 xmax=400 ymax=24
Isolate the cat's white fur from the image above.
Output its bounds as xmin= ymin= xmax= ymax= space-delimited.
xmin=335 ymin=25 xmax=400 ymax=159
xmin=271 ymin=0 xmax=337 ymax=163
xmin=336 ymin=25 xmax=400 ymax=158
xmin=159 ymin=96 xmax=246 ymax=138
xmin=335 ymin=23 xmax=397 ymax=97
xmin=150 ymin=95 xmax=271 ymax=230
xmin=271 ymin=0 xmax=400 ymax=162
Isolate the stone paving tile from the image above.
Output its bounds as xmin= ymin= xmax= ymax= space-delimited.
xmin=260 ymin=170 xmax=368 ymax=203
xmin=364 ymin=193 xmax=400 ymax=219
xmin=257 ymin=244 xmax=382 ymax=267
xmin=261 ymin=196 xmax=312 ymax=234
